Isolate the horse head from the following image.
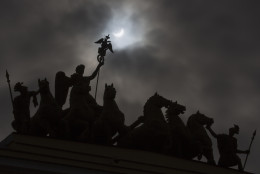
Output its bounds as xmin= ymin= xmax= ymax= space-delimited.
xmin=189 ymin=111 xmax=214 ymax=126
xmin=38 ymin=78 xmax=50 ymax=94
xmin=186 ymin=111 xmax=215 ymax=164
xmin=165 ymin=101 xmax=186 ymax=122
xmin=145 ymin=92 xmax=171 ymax=109
xmin=143 ymin=93 xmax=171 ymax=123
xmin=104 ymin=83 xmax=116 ymax=100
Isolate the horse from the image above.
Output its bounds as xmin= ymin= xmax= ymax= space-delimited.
xmin=91 ymin=84 xmax=127 ymax=145
xmin=29 ymin=78 xmax=62 ymax=137
xmin=165 ymin=101 xmax=188 ymax=157
xmin=118 ymin=93 xmax=172 ymax=153
xmin=186 ymin=111 xmax=215 ymax=164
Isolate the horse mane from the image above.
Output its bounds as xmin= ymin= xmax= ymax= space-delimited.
xmin=144 ymin=93 xmax=160 ymax=111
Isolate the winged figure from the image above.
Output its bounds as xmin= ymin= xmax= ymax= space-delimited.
xmin=95 ymin=35 xmax=113 ymax=62
xmin=55 ymin=71 xmax=72 ymax=108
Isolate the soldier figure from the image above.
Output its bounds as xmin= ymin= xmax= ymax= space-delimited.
xmin=12 ymin=82 xmax=39 ymax=134
xmin=206 ymin=124 xmax=250 ymax=171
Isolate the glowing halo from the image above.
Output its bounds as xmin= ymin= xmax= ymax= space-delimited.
xmin=113 ymin=28 xmax=124 ymax=38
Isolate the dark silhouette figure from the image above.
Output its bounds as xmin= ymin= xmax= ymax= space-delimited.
xmin=166 ymin=107 xmax=215 ymax=162
xmin=6 ymin=54 xmax=255 ymax=172
xmin=71 ymin=62 xmax=104 ymax=86
xmin=71 ymin=63 xmax=104 ymax=115
xmin=95 ymin=35 xmax=114 ymax=62
xmin=187 ymin=111 xmax=216 ymax=165
xmin=92 ymin=84 xmax=127 ymax=145
xmin=165 ymin=101 xmax=188 ymax=157
xmin=118 ymin=93 xmax=172 ymax=153
xmin=55 ymin=62 xmax=104 ymax=111
xmin=29 ymin=79 xmax=62 ymax=137
xmin=62 ymin=77 xmax=95 ymax=141
xmin=54 ymin=62 xmax=104 ymax=141
xmin=12 ymin=82 xmax=39 ymax=134
xmin=206 ymin=124 xmax=250 ymax=171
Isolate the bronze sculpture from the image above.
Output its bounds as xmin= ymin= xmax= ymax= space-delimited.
xmin=118 ymin=93 xmax=172 ymax=153
xmin=206 ymin=124 xmax=250 ymax=171
xmin=29 ymin=79 xmax=62 ymax=137
xmin=92 ymin=84 xmax=127 ymax=145
xmin=95 ymin=34 xmax=114 ymax=62
xmin=12 ymin=82 xmax=39 ymax=134
xmin=4 ymin=35 xmax=256 ymax=172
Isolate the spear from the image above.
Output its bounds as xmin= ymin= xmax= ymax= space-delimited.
xmin=243 ymin=130 xmax=256 ymax=170
xmin=94 ymin=34 xmax=113 ymax=100
xmin=94 ymin=68 xmax=100 ymax=100
xmin=6 ymin=70 xmax=14 ymax=108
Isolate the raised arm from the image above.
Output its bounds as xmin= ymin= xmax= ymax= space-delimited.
xmin=29 ymin=90 xmax=40 ymax=96
xmin=89 ymin=60 xmax=104 ymax=80
xmin=206 ymin=125 xmax=218 ymax=139
xmin=29 ymin=90 xmax=40 ymax=107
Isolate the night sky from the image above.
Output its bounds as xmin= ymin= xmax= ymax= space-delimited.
xmin=0 ymin=0 xmax=259 ymax=173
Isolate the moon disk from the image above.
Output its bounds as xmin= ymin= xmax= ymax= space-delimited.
xmin=113 ymin=28 xmax=124 ymax=38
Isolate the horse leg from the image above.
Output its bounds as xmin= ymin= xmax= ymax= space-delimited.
xmin=78 ymin=122 xmax=91 ymax=142
xmin=92 ymin=120 xmax=112 ymax=145
xmin=169 ymin=137 xmax=183 ymax=157
xmin=203 ymin=147 xmax=216 ymax=165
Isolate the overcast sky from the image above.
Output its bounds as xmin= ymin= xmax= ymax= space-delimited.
xmin=0 ymin=0 xmax=259 ymax=173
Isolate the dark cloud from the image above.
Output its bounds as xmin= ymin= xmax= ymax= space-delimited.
xmin=0 ymin=1 xmax=259 ymax=173
xmin=0 ymin=0 xmax=112 ymax=79
xmin=0 ymin=0 xmax=114 ymax=139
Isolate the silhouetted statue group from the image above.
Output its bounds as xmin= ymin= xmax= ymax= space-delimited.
xmin=9 ymin=35 xmax=252 ymax=171
xmin=10 ymin=62 xmax=250 ymax=172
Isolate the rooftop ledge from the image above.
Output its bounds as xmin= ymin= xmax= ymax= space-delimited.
xmin=0 ymin=133 xmax=252 ymax=174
